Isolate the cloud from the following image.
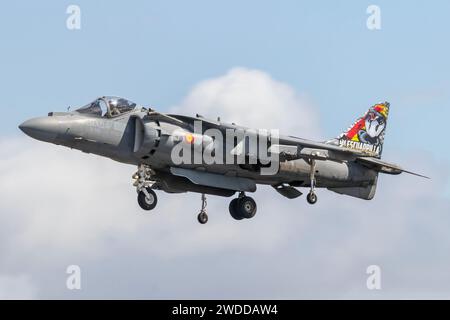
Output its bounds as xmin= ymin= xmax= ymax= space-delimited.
xmin=0 ymin=68 xmax=449 ymax=299
xmin=0 ymin=274 xmax=37 ymax=299
xmin=0 ymin=136 xmax=291 ymax=256
xmin=171 ymin=67 xmax=321 ymax=139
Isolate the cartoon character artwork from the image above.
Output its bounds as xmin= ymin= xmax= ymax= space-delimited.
xmin=337 ymin=102 xmax=390 ymax=157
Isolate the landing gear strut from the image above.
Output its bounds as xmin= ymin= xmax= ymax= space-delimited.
xmin=229 ymin=192 xmax=257 ymax=220
xmin=307 ymin=159 xmax=318 ymax=205
xmin=133 ymin=164 xmax=158 ymax=211
xmin=197 ymin=193 xmax=208 ymax=224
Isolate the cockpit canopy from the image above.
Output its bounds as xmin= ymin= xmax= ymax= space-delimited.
xmin=76 ymin=96 xmax=138 ymax=117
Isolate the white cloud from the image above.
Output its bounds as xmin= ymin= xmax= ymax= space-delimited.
xmin=171 ymin=67 xmax=321 ymax=139
xmin=0 ymin=136 xmax=290 ymax=256
xmin=0 ymin=68 xmax=449 ymax=299
xmin=0 ymin=138 xmax=140 ymax=257
xmin=0 ymin=274 xmax=37 ymax=299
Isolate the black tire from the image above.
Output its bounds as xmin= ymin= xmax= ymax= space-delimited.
xmin=237 ymin=196 xmax=257 ymax=219
xmin=306 ymin=192 xmax=317 ymax=205
xmin=229 ymin=198 xmax=243 ymax=220
xmin=197 ymin=211 xmax=208 ymax=224
xmin=137 ymin=188 xmax=157 ymax=210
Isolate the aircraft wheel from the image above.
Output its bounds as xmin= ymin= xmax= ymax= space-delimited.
xmin=197 ymin=211 xmax=208 ymax=224
xmin=237 ymin=196 xmax=257 ymax=219
xmin=229 ymin=198 xmax=243 ymax=220
xmin=138 ymin=188 xmax=157 ymax=211
xmin=306 ymin=192 xmax=317 ymax=205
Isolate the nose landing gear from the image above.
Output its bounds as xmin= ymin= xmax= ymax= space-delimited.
xmin=134 ymin=164 xmax=158 ymax=211
xmin=138 ymin=187 xmax=158 ymax=210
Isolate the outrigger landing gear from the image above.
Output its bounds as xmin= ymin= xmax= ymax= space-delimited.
xmin=133 ymin=164 xmax=158 ymax=211
xmin=197 ymin=193 xmax=208 ymax=224
xmin=307 ymin=159 xmax=318 ymax=205
xmin=229 ymin=192 xmax=257 ymax=220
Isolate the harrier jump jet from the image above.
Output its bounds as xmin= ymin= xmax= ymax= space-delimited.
xmin=19 ymin=97 xmax=427 ymax=224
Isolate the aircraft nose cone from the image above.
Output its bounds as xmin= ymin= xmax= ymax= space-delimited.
xmin=19 ymin=117 xmax=60 ymax=142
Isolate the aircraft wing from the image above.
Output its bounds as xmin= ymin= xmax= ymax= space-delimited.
xmin=276 ymin=135 xmax=373 ymax=160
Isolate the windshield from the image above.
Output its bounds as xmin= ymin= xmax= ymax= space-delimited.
xmin=106 ymin=96 xmax=137 ymax=116
xmin=76 ymin=96 xmax=138 ymax=117
xmin=76 ymin=99 xmax=106 ymax=116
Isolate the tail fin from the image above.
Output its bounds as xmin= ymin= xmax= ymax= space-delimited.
xmin=335 ymin=102 xmax=390 ymax=158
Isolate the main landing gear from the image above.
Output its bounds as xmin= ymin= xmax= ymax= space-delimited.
xmin=134 ymin=164 xmax=158 ymax=211
xmin=196 ymin=192 xmax=257 ymax=224
xmin=229 ymin=192 xmax=257 ymax=220
xmin=307 ymin=159 xmax=318 ymax=205
xmin=132 ymin=164 xmax=260 ymax=224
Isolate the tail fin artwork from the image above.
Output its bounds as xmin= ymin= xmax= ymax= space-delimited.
xmin=336 ymin=102 xmax=390 ymax=158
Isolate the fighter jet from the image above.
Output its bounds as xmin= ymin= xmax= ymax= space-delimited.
xmin=19 ymin=96 xmax=427 ymax=224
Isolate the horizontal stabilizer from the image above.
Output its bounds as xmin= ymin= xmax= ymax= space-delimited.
xmin=356 ymin=157 xmax=430 ymax=179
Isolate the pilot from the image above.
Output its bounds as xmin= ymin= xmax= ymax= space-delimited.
xmin=110 ymin=100 xmax=121 ymax=116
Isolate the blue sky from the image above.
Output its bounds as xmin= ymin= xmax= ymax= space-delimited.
xmin=0 ymin=1 xmax=450 ymax=299
xmin=1 ymin=1 xmax=449 ymax=158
